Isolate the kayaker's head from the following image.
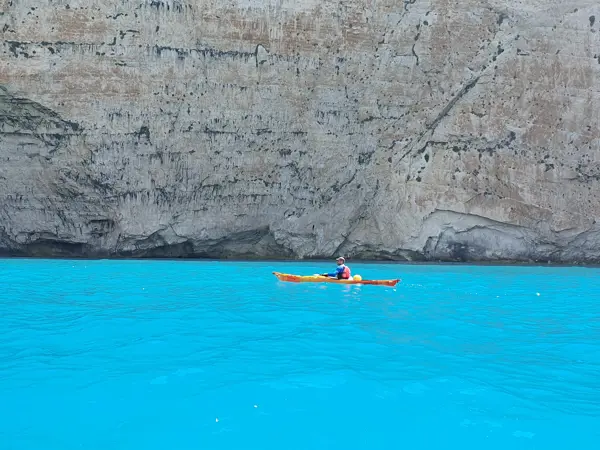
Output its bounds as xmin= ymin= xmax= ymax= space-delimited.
xmin=336 ymin=256 xmax=345 ymax=265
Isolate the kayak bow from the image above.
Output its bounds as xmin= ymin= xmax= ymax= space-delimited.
xmin=272 ymin=272 xmax=400 ymax=287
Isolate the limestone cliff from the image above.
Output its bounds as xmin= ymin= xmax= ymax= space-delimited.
xmin=1 ymin=0 xmax=600 ymax=262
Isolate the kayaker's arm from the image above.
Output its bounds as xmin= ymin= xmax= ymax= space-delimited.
xmin=322 ymin=266 xmax=344 ymax=278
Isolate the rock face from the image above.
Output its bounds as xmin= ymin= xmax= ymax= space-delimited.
xmin=1 ymin=0 xmax=600 ymax=262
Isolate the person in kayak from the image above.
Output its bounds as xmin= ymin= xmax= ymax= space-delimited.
xmin=322 ymin=256 xmax=351 ymax=279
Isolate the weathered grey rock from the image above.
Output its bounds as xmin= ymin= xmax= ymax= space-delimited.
xmin=1 ymin=0 xmax=599 ymax=262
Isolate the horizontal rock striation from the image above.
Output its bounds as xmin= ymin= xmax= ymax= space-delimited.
xmin=1 ymin=0 xmax=600 ymax=263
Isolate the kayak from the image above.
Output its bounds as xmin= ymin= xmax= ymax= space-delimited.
xmin=273 ymin=272 xmax=400 ymax=287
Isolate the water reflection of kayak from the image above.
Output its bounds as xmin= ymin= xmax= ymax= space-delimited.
xmin=272 ymin=272 xmax=400 ymax=287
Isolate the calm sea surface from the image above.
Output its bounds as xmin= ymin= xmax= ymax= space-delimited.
xmin=1 ymin=259 xmax=599 ymax=449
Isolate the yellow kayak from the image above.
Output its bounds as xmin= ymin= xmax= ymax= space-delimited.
xmin=273 ymin=272 xmax=400 ymax=286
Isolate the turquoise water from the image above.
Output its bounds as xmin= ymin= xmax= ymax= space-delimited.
xmin=1 ymin=259 xmax=599 ymax=449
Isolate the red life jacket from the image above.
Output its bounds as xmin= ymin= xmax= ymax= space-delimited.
xmin=341 ymin=265 xmax=351 ymax=279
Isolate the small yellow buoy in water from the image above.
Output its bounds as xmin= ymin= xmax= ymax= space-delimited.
xmin=353 ymin=274 xmax=362 ymax=281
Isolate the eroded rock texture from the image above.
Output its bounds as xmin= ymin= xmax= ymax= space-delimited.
xmin=1 ymin=0 xmax=600 ymax=262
